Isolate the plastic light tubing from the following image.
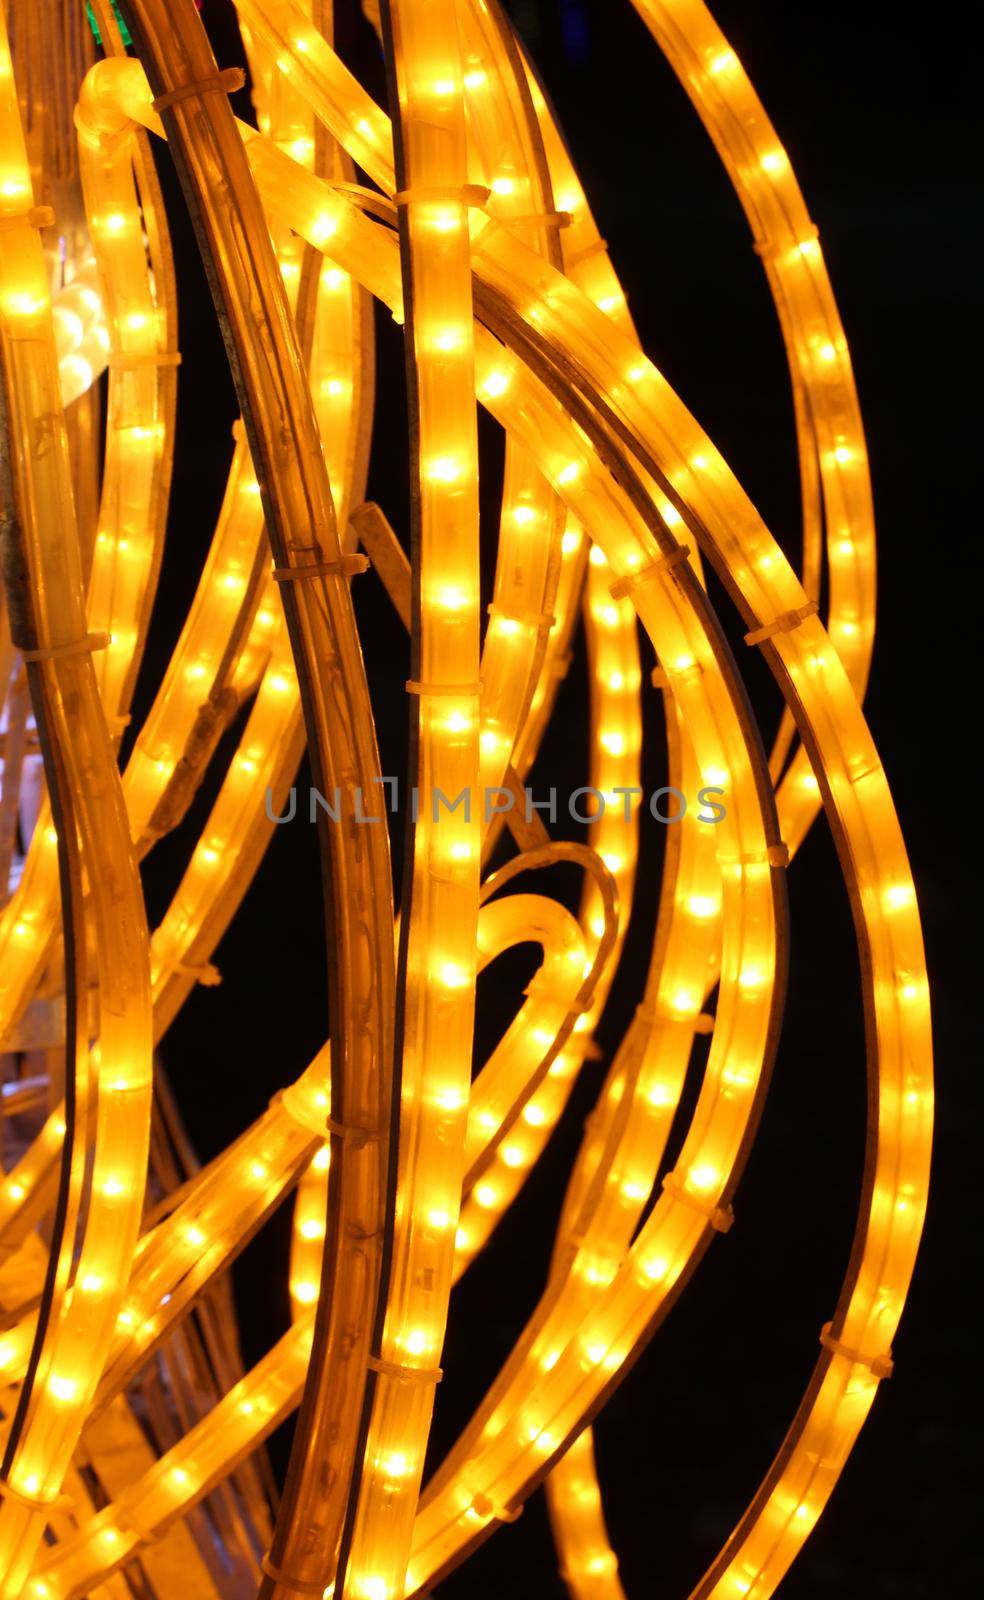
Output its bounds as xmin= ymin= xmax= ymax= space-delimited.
xmin=0 ymin=3 xmax=930 ymax=1600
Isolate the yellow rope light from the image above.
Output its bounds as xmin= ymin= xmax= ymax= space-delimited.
xmin=0 ymin=3 xmax=931 ymax=1600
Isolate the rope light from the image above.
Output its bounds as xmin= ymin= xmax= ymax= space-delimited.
xmin=0 ymin=2 xmax=931 ymax=1600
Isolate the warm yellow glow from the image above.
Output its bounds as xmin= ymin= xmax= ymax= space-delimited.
xmin=0 ymin=9 xmax=929 ymax=1600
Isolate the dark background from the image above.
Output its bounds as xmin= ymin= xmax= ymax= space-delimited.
xmin=130 ymin=2 xmax=977 ymax=1595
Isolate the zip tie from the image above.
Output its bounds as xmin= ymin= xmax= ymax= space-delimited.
xmin=107 ymin=349 xmax=182 ymax=370
xmin=392 ymin=183 xmax=491 ymax=209
xmin=117 ymin=1511 xmax=162 ymax=1543
xmin=635 ymin=1001 xmax=714 ymax=1034
xmin=717 ymin=843 xmax=789 ymax=869
xmin=564 ymin=236 xmax=608 ymax=268
xmin=820 ymin=1321 xmax=893 ymax=1380
xmin=406 ymin=679 xmax=481 ymax=697
xmin=666 ymin=1009 xmax=714 ymax=1034
xmin=260 ymin=1554 xmax=325 ymax=1594
xmin=487 ymin=602 xmax=555 ymax=635
xmin=0 ymin=1474 xmax=74 ymax=1513
xmin=151 ymin=66 xmax=246 ymax=113
xmin=744 ymin=599 xmax=819 ymax=647
xmin=609 ymin=544 xmax=691 ymax=600
xmin=662 ymin=1173 xmax=734 ymax=1232
xmin=21 ymin=631 xmax=109 ymax=664
xmin=272 ymin=554 xmax=369 ymax=584
xmin=325 ymin=1116 xmax=381 ymax=1149
xmin=497 ymin=209 xmax=572 ymax=232
xmin=548 ymin=650 xmax=573 ymax=680
xmin=367 ymin=1353 xmax=443 ymax=1383
xmin=175 ymin=961 xmax=222 ymax=988
xmin=467 ymin=1491 xmax=523 ymax=1524
xmin=0 ymin=205 xmax=55 ymax=233
xmin=317 ymin=180 xmax=396 ymax=225
xmin=754 ymin=223 xmax=819 ymax=262
xmin=524 ymin=977 xmax=592 ymax=1014
xmin=651 ymin=666 xmax=669 ymax=688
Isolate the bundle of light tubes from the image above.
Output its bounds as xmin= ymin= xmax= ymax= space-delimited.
xmin=0 ymin=1 xmax=932 ymax=1597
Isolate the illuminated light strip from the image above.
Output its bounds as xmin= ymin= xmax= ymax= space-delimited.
xmin=0 ymin=11 xmax=153 ymax=1586
xmin=335 ymin=13 xmax=484 ymax=1587
xmin=89 ymin=19 xmax=398 ymax=1600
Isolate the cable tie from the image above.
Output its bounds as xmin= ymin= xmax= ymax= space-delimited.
xmin=174 ymin=961 xmax=222 ymax=988
xmin=524 ymin=977 xmax=592 ymax=1014
xmin=325 ymin=1115 xmax=381 ymax=1149
xmin=151 ymin=67 xmax=246 ymax=113
xmin=260 ymin=1554 xmax=325 ymax=1594
xmin=754 ymin=223 xmax=819 ymax=261
xmin=636 ymin=1002 xmax=714 ymax=1034
xmin=498 ymin=209 xmax=572 ymax=232
xmin=272 ymin=554 xmax=369 ymax=584
xmin=547 ymin=650 xmax=572 ymax=680
xmin=107 ymin=349 xmax=182 ymax=370
xmin=312 ymin=180 xmax=396 ymax=225
xmin=848 ymin=758 xmax=880 ymax=786
xmin=392 ymin=183 xmax=491 ymax=209
xmin=0 ymin=205 xmax=55 ymax=233
xmin=662 ymin=1172 xmax=734 ymax=1232
xmin=717 ymin=843 xmax=789 ymax=869
xmin=487 ymin=602 xmax=555 ymax=634
xmin=744 ymin=599 xmax=819 ymax=647
xmin=819 ymin=1321 xmax=893 ymax=1379
xmin=367 ymin=1353 xmax=443 ymax=1383
xmin=467 ymin=1490 xmax=523 ymax=1524
xmin=564 ymin=236 xmax=608 ymax=268
xmin=117 ymin=1510 xmax=162 ymax=1543
xmin=609 ymin=544 xmax=691 ymax=600
xmin=650 ymin=666 xmax=669 ymax=688
xmin=21 ymin=631 xmax=109 ymax=664
xmin=406 ymin=679 xmax=481 ymax=697
xmin=0 ymin=1474 xmax=74 ymax=1512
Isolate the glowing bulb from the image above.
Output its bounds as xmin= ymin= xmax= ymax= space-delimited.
xmin=687 ymin=894 xmax=718 ymax=918
xmin=688 ymin=1164 xmax=719 ymax=1192
xmin=427 ymin=456 xmax=462 ymax=484
xmin=481 ymin=370 xmax=510 ymax=399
